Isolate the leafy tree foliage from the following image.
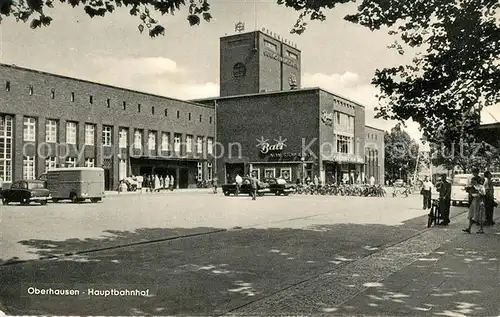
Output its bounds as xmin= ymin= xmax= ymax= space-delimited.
xmin=0 ymin=0 xmax=212 ymax=37
xmin=1 ymin=0 xmax=498 ymax=146
xmin=359 ymin=0 xmax=500 ymax=146
xmin=384 ymin=123 xmax=420 ymax=181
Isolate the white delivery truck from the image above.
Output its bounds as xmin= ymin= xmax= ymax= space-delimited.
xmin=38 ymin=167 xmax=105 ymax=203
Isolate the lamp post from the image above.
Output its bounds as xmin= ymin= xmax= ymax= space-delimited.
xmin=301 ymin=156 xmax=305 ymax=184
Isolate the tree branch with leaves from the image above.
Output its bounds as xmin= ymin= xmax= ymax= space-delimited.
xmin=0 ymin=0 xmax=212 ymax=37
xmin=1 ymin=0 xmax=498 ymax=146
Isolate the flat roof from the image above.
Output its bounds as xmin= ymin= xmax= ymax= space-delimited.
xmin=191 ymin=87 xmax=366 ymax=108
xmin=0 ymin=63 xmax=214 ymax=109
xmin=365 ymin=125 xmax=386 ymax=132
xmin=220 ymin=30 xmax=301 ymax=52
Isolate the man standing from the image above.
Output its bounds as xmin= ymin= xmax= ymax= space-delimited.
xmin=421 ymin=176 xmax=433 ymax=209
xmin=169 ymin=175 xmax=175 ymax=191
xmin=438 ymin=174 xmax=451 ymax=225
xmin=250 ymin=171 xmax=258 ymax=200
xmin=212 ymin=177 xmax=218 ymax=194
xmin=483 ymin=171 xmax=495 ymax=226
xmin=370 ymin=176 xmax=375 ymax=186
xmin=235 ymin=174 xmax=243 ymax=195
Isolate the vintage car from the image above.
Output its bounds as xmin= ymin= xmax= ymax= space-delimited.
xmin=222 ymin=177 xmax=270 ymax=196
xmin=1 ymin=180 xmax=51 ymax=205
xmin=393 ymin=179 xmax=405 ymax=187
xmin=264 ymin=178 xmax=295 ymax=196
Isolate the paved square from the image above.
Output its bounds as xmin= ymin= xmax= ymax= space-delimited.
xmin=0 ymin=192 xmax=470 ymax=315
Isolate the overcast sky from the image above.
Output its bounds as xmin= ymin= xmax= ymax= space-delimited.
xmin=1 ymin=0 xmax=498 ymax=141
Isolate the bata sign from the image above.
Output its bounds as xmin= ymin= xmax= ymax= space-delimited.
xmin=260 ymin=142 xmax=284 ymax=154
xmin=263 ymin=51 xmax=298 ymax=69
xmin=257 ymin=136 xmax=287 ymax=154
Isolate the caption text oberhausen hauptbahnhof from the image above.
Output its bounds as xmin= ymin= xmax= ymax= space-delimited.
xmin=27 ymin=287 xmax=150 ymax=297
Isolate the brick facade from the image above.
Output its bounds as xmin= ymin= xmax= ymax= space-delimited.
xmin=195 ymin=88 xmax=380 ymax=185
xmin=0 ymin=64 xmax=215 ymax=190
xmin=220 ymin=30 xmax=301 ymax=97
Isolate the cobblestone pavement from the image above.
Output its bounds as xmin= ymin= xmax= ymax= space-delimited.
xmin=0 ymin=192 xmax=482 ymax=316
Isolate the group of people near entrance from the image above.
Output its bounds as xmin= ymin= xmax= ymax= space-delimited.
xmin=420 ymin=168 xmax=496 ymax=234
xmin=223 ymin=172 xmax=259 ymax=200
xmin=118 ymin=174 xmax=175 ymax=193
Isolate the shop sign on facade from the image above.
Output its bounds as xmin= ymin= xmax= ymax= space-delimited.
xmin=321 ymin=111 xmax=333 ymax=126
xmin=263 ymin=51 xmax=298 ymax=69
xmin=257 ymin=136 xmax=287 ymax=154
xmin=330 ymin=153 xmax=364 ymax=164
xmin=269 ymin=152 xmax=301 ymax=159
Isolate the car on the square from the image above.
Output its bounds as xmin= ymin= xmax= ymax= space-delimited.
xmin=393 ymin=179 xmax=405 ymax=187
xmin=1 ymin=180 xmax=51 ymax=205
xmin=451 ymin=173 xmax=472 ymax=206
xmin=222 ymin=177 xmax=270 ymax=196
xmin=264 ymin=177 xmax=295 ymax=196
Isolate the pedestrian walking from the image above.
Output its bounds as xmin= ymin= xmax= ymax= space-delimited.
xmin=148 ymin=175 xmax=154 ymax=193
xmin=463 ymin=170 xmax=486 ymax=234
xmin=235 ymin=174 xmax=243 ymax=195
xmin=438 ymin=174 xmax=451 ymax=225
xmin=143 ymin=175 xmax=149 ymax=192
xmin=421 ymin=176 xmax=433 ymax=209
xmin=212 ymin=177 xmax=218 ymax=194
xmin=250 ymin=172 xmax=258 ymax=200
xmin=136 ymin=175 xmax=143 ymax=193
xmin=0 ymin=176 xmax=3 ymax=190
xmin=169 ymin=175 xmax=175 ymax=191
xmin=164 ymin=175 xmax=169 ymax=190
xmin=154 ymin=174 xmax=161 ymax=192
xmin=483 ymin=171 xmax=496 ymax=226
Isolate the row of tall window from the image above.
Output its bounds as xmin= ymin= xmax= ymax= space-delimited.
xmin=0 ymin=115 xmax=13 ymax=182
xmin=334 ymin=111 xmax=355 ymax=134
xmin=4 ymin=81 xmax=212 ymax=123
xmin=263 ymin=39 xmax=298 ymax=60
xmin=335 ymin=134 xmax=354 ymax=154
xmin=22 ymin=117 xmax=214 ymax=154
xmin=367 ymin=132 xmax=379 ymax=140
xmin=22 ymin=156 xmax=95 ymax=180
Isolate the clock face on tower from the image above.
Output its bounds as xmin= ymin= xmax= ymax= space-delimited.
xmin=232 ymin=63 xmax=246 ymax=78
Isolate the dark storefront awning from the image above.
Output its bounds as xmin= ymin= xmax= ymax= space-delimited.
xmin=477 ymin=123 xmax=500 ymax=148
xmin=131 ymin=156 xmax=206 ymax=162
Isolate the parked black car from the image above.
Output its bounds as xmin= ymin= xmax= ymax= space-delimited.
xmin=1 ymin=180 xmax=51 ymax=205
xmin=264 ymin=178 xmax=295 ymax=196
xmin=222 ymin=177 xmax=270 ymax=196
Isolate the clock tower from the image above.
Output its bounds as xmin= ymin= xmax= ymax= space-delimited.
xmin=219 ymin=29 xmax=301 ymax=97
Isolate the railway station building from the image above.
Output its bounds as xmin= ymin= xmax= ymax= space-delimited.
xmin=194 ymin=29 xmax=385 ymax=185
xmin=0 ymin=65 xmax=215 ymax=190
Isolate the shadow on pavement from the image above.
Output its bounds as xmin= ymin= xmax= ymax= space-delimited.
xmin=1 ymin=222 xmax=432 ymax=316
xmin=332 ymin=233 xmax=500 ymax=317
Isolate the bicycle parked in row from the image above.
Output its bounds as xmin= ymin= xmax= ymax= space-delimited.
xmin=295 ymin=183 xmax=386 ymax=197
